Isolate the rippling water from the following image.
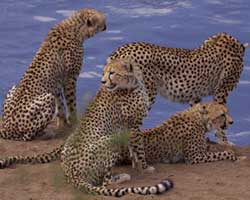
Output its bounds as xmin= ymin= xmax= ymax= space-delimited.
xmin=0 ymin=0 xmax=249 ymax=145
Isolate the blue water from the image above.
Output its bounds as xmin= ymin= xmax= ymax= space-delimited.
xmin=0 ymin=0 xmax=249 ymax=145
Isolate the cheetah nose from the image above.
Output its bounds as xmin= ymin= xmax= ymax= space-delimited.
xmin=229 ymin=120 xmax=234 ymax=125
xmin=101 ymin=80 xmax=106 ymax=84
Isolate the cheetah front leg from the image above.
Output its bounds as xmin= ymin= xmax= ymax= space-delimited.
xmin=215 ymin=130 xmax=234 ymax=146
xmin=184 ymin=139 xmax=237 ymax=164
xmin=186 ymin=150 xmax=237 ymax=164
xmin=214 ymin=77 xmax=239 ymax=145
xmin=54 ymin=90 xmax=68 ymax=129
xmin=64 ymin=77 xmax=77 ymax=125
xmin=129 ymin=131 xmax=155 ymax=173
xmin=213 ymin=60 xmax=242 ymax=145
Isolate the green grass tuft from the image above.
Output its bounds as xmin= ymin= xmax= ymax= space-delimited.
xmin=110 ymin=129 xmax=130 ymax=150
xmin=73 ymin=187 xmax=93 ymax=200
xmin=50 ymin=162 xmax=68 ymax=190
xmin=49 ymin=163 xmax=92 ymax=200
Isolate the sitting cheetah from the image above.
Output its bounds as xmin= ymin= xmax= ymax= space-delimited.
xmin=102 ymin=33 xmax=249 ymax=144
xmin=128 ymin=102 xmax=236 ymax=171
xmin=0 ymin=60 xmax=173 ymax=197
xmin=0 ymin=9 xmax=106 ymax=141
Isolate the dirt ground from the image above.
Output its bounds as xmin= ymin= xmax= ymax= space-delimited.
xmin=0 ymin=127 xmax=250 ymax=200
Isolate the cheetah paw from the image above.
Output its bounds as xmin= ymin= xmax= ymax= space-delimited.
xmin=112 ymin=173 xmax=131 ymax=184
xmin=218 ymin=140 xmax=235 ymax=146
xmin=236 ymin=156 xmax=247 ymax=162
xmin=227 ymin=141 xmax=235 ymax=146
xmin=143 ymin=166 xmax=155 ymax=173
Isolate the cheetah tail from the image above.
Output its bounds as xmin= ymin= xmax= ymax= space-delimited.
xmin=78 ymin=178 xmax=173 ymax=197
xmin=243 ymin=43 xmax=250 ymax=48
xmin=0 ymin=144 xmax=63 ymax=169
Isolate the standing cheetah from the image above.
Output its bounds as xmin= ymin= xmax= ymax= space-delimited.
xmin=102 ymin=33 xmax=249 ymax=144
xmin=0 ymin=9 xmax=106 ymax=141
xmin=0 ymin=60 xmax=173 ymax=197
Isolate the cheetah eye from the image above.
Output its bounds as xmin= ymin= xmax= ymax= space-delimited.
xmin=109 ymin=72 xmax=115 ymax=79
xmin=220 ymin=113 xmax=226 ymax=117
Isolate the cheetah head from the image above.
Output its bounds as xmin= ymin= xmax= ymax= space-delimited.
xmin=101 ymin=59 xmax=143 ymax=92
xmin=73 ymin=9 xmax=106 ymax=39
xmin=196 ymin=102 xmax=233 ymax=131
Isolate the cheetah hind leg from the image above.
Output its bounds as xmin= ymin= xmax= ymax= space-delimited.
xmin=2 ymin=85 xmax=17 ymax=119
xmin=21 ymin=93 xmax=56 ymax=141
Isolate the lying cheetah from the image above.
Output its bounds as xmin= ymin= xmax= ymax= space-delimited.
xmin=0 ymin=9 xmax=106 ymax=141
xmin=0 ymin=60 xmax=173 ymax=197
xmin=0 ymin=101 xmax=236 ymax=195
xmin=129 ymin=102 xmax=236 ymax=170
xmin=102 ymin=33 xmax=249 ymax=144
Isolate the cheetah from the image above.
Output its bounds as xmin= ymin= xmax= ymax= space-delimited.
xmin=128 ymin=101 xmax=236 ymax=171
xmin=102 ymin=32 xmax=249 ymax=145
xmin=0 ymin=60 xmax=173 ymax=197
xmin=0 ymin=9 xmax=106 ymax=141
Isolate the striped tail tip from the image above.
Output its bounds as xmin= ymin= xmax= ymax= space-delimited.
xmin=148 ymin=178 xmax=174 ymax=195
xmin=81 ymin=178 xmax=174 ymax=197
xmin=128 ymin=178 xmax=174 ymax=196
xmin=0 ymin=157 xmax=17 ymax=169
xmin=160 ymin=179 xmax=174 ymax=191
xmin=0 ymin=159 xmax=5 ymax=169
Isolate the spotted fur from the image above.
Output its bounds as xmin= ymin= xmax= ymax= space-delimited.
xmin=102 ymin=32 xmax=248 ymax=144
xmin=129 ymin=102 xmax=236 ymax=170
xmin=0 ymin=60 xmax=173 ymax=197
xmin=1 ymin=9 xmax=106 ymax=141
